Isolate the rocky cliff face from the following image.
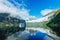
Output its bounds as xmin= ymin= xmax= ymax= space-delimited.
xmin=0 ymin=13 xmax=26 ymax=40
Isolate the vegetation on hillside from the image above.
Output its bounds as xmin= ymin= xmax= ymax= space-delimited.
xmin=26 ymin=21 xmax=49 ymax=29
xmin=0 ymin=13 xmax=26 ymax=40
xmin=26 ymin=9 xmax=60 ymax=37
xmin=46 ymin=9 xmax=60 ymax=36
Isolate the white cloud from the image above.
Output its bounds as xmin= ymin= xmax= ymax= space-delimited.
xmin=27 ymin=9 xmax=55 ymax=22
xmin=39 ymin=9 xmax=55 ymax=22
xmin=0 ymin=0 xmax=33 ymax=20
xmin=26 ymin=17 xmax=48 ymax=22
xmin=40 ymin=9 xmax=53 ymax=16
xmin=30 ymin=16 xmax=37 ymax=19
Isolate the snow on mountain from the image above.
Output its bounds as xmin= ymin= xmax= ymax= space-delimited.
xmin=26 ymin=16 xmax=48 ymax=22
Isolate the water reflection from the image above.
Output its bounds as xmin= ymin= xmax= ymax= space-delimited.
xmin=3 ymin=27 xmax=59 ymax=40
xmin=6 ymin=30 xmax=30 ymax=40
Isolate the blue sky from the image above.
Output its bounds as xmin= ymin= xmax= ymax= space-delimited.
xmin=27 ymin=0 xmax=60 ymax=18
xmin=0 ymin=0 xmax=60 ymax=20
xmin=8 ymin=0 xmax=60 ymax=18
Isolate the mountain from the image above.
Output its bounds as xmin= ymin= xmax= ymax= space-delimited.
xmin=26 ymin=17 xmax=48 ymax=23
